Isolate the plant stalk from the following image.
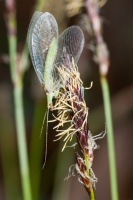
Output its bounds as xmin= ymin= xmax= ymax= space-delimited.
xmin=100 ymin=76 xmax=119 ymax=200
xmin=8 ymin=20 xmax=32 ymax=200
xmin=14 ymin=80 xmax=32 ymax=200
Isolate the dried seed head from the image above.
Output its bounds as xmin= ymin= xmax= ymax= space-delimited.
xmin=49 ymin=50 xmax=105 ymax=196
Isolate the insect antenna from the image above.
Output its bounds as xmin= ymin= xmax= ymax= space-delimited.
xmin=39 ymin=107 xmax=49 ymax=169
xmin=40 ymin=107 xmax=47 ymax=139
xmin=42 ymin=107 xmax=50 ymax=169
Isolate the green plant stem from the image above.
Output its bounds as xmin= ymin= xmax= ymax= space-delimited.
xmin=8 ymin=33 xmax=32 ymax=200
xmin=100 ymin=76 xmax=119 ymax=200
xmin=14 ymin=81 xmax=32 ymax=200
xmin=84 ymin=152 xmax=95 ymax=200
xmin=90 ymin=189 xmax=95 ymax=200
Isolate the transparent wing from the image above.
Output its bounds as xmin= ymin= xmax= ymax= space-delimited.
xmin=55 ymin=26 xmax=84 ymax=66
xmin=27 ymin=11 xmax=58 ymax=84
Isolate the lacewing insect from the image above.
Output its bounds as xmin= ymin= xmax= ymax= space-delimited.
xmin=27 ymin=11 xmax=85 ymax=166
xmin=27 ymin=11 xmax=84 ymax=108
xmin=27 ymin=11 xmax=59 ymax=107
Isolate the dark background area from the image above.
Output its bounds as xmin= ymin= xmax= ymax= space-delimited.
xmin=0 ymin=0 xmax=133 ymax=199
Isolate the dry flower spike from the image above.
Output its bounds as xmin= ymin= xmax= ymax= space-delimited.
xmin=50 ymin=49 xmax=106 ymax=197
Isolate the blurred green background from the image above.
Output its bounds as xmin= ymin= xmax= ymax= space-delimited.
xmin=0 ymin=0 xmax=133 ymax=199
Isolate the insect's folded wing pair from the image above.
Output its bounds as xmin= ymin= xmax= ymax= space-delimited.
xmin=27 ymin=12 xmax=58 ymax=85
xmin=27 ymin=11 xmax=85 ymax=90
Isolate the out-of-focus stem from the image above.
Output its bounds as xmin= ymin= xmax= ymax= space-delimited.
xmin=51 ymin=138 xmax=75 ymax=200
xmin=7 ymin=7 xmax=32 ymax=200
xmin=29 ymin=101 xmax=46 ymax=200
xmin=14 ymin=80 xmax=32 ymax=200
xmin=100 ymin=76 xmax=119 ymax=200
xmin=86 ymin=0 xmax=119 ymax=199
